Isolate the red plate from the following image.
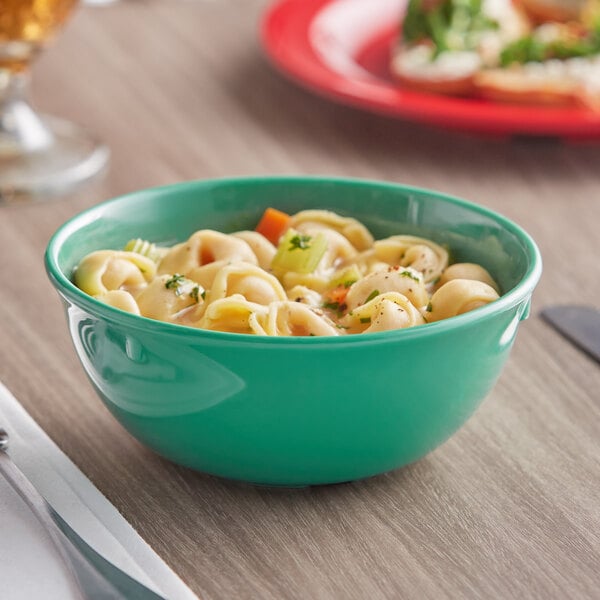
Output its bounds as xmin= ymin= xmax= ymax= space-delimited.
xmin=261 ymin=0 xmax=600 ymax=139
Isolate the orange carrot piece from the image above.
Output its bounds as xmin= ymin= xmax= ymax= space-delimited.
xmin=255 ymin=207 xmax=291 ymax=245
xmin=324 ymin=284 xmax=350 ymax=307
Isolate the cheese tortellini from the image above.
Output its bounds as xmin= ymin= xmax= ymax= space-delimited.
xmin=73 ymin=209 xmax=501 ymax=336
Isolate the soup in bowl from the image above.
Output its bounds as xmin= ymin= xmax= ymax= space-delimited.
xmin=45 ymin=177 xmax=541 ymax=486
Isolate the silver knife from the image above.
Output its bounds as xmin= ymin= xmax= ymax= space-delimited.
xmin=541 ymin=305 xmax=600 ymax=364
xmin=0 ymin=428 xmax=168 ymax=600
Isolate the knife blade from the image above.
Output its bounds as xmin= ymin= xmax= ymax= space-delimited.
xmin=540 ymin=305 xmax=600 ymax=364
xmin=0 ymin=428 xmax=167 ymax=600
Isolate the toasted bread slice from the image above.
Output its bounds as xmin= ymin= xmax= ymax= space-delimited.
xmin=475 ymin=57 xmax=600 ymax=108
xmin=476 ymin=17 xmax=600 ymax=110
xmin=516 ymin=0 xmax=586 ymax=23
xmin=475 ymin=67 xmax=582 ymax=106
xmin=391 ymin=45 xmax=481 ymax=96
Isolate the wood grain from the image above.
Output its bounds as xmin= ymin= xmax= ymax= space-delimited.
xmin=1 ymin=1 xmax=599 ymax=598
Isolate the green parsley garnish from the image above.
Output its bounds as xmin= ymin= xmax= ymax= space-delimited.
xmin=323 ymin=301 xmax=347 ymax=317
xmin=401 ymin=270 xmax=420 ymax=282
xmin=165 ymin=274 xmax=185 ymax=290
xmin=426 ymin=302 xmax=433 ymax=312
xmin=289 ymin=234 xmax=312 ymax=251
xmin=365 ymin=289 xmax=380 ymax=303
xmin=501 ymin=34 xmax=600 ymax=66
xmin=166 ymin=274 xmax=203 ymax=301
xmin=403 ymin=0 xmax=498 ymax=57
xmin=360 ymin=317 xmax=372 ymax=324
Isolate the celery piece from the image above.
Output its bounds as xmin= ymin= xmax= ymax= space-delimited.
xmin=329 ymin=265 xmax=361 ymax=290
xmin=124 ymin=238 xmax=166 ymax=263
xmin=271 ymin=229 xmax=328 ymax=274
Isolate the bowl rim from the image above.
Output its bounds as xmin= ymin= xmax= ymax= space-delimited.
xmin=45 ymin=175 xmax=543 ymax=346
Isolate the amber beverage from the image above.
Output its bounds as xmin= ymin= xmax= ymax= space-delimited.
xmin=0 ymin=0 xmax=108 ymax=202
xmin=0 ymin=0 xmax=78 ymax=71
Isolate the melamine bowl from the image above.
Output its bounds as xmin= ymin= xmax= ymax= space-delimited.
xmin=45 ymin=177 xmax=541 ymax=486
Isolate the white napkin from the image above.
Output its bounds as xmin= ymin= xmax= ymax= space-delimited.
xmin=0 ymin=381 xmax=198 ymax=600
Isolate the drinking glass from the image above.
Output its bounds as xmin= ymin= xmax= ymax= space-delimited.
xmin=0 ymin=0 xmax=109 ymax=203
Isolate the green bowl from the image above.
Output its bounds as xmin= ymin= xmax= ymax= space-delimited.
xmin=45 ymin=177 xmax=542 ymax=486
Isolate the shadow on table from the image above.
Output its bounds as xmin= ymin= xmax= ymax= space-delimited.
xmin=159 ymin=451 xmax=434 ymax=497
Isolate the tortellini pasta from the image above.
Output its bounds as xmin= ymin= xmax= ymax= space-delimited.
xmin=289 ymin=210 xmax=374 ymax=251
xmin=207 ymin=262 xmax=286 ymax=305
xmin=231 ymin=231 xmax=276 ymax=270
xmin=74 ymin=251 xmax=156 ymax=296
xmin=135 ymin=274 xmax=204 ymax=322
xmin=158 ymin=230 xmax=257 ymax=276
xmin=344 ymin=266 xmax=429 ymax=312
xmin=426 ymin=279 xmax=500 ymax=323
xmin=196 ymin=295 xmax=268 ymax=334
xmin=369 ymin=235 xmax=449 ymax=283
xmin=95 ymin=290 xmax=141 ymax=315
xmin=261 ymin=301 xmax=340 ymax=337
xmin=435 ymin=262 xmax=500 ymax=293
xmin=73 ymin=208 xmax=501 ymax=337
xmin=340 ymin=292 xmax=426 ymax=334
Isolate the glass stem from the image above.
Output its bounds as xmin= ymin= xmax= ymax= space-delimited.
xmin=0 ymin=70 xmax=54 ymax=157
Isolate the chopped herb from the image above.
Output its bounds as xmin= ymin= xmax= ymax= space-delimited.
xmin=323 ymin=300 xmax=347 ymax=317
xmin=289 ymin=234 xmax=312 ymax=251
xmin=402 ymin=0 xmax=498 ymax=57
xmin=365 ymin=289 xmax=380 ymax=303
xmin=401 ymin=270 xmax=420 ymax=282
xmin=166 ymin=274 xmax=203 ymax=301
xmin=201 ymin=290 xmax=206 ymax=300
xmin=360 ymin=317 xmax=372 ymax=324
xmin=165 ymin=274 xmax=185 ymax=290
xmin=500 ymin=26 xmax=600 ymax=67
xmin=426 ymin=302 xmax=433 ymax=312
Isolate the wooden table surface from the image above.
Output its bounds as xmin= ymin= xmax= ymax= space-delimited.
xmin=1 ymin=1 xmax=599 ymax=598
